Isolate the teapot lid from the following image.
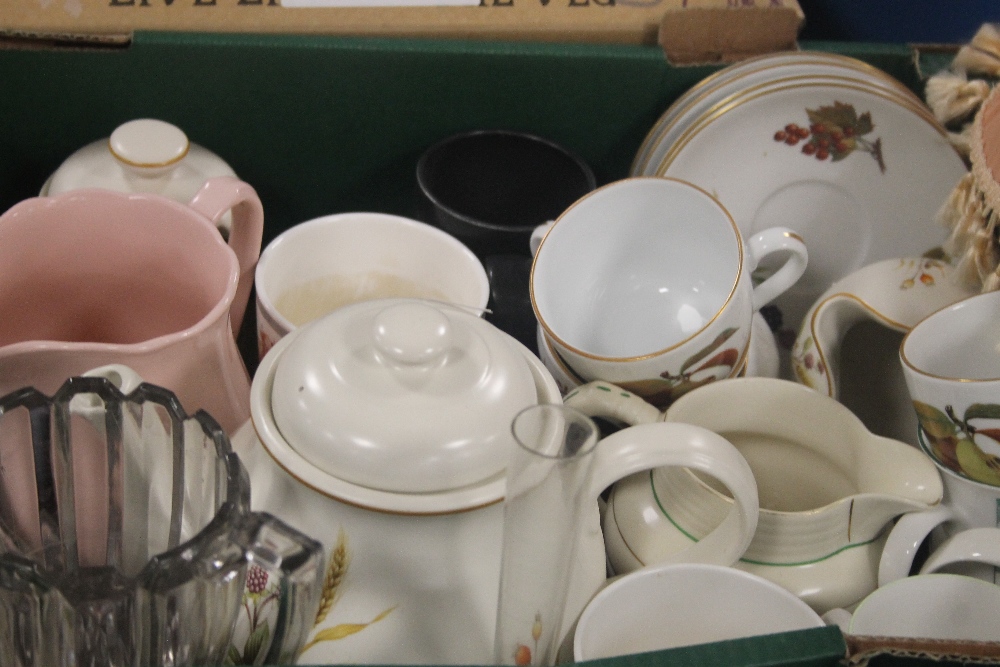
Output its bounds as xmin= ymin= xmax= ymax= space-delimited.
xmin=269 ymin=298 xmax=538 ymax=494
xmin=44 ymin=118 xmax=236 ymax=204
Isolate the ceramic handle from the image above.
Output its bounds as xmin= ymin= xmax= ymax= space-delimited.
xmin=588 ymin=421 xmax=759 ymax=568
xmin=878 ymin=506 xmax=953 ymax=586
xmin=188 ymin=176 xmax=265 ymax=337
xmin=563 ymin=381 xmax=664 ymax=426
xmin=529 ymin=220 xmax=554 ymax=256
xmin=919 ymin=527 xmax=1000 ymax=575
xmin=879 ymin=507 xmax=1000 ymax=585
xmin=746 ymin=227 xmax=808 ymax=310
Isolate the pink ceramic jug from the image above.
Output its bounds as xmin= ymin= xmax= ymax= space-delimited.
xmin=0 ymin=176 xmax=263 ymax=434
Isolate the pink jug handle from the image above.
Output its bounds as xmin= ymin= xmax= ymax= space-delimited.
xmin=188 ymin=176 xmax=265 ymax=337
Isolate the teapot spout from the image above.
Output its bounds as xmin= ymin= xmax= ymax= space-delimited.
xmin=848 ymin=433 xmax=943 ymax=540
xmin=848 ymin=493 xmax=940 ymax=544
xmin=855 ymin=434 xmax=943 ymax=506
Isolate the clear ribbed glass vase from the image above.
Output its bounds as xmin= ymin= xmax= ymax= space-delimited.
xmin=0 ymin=373 xmax=324 ymax=667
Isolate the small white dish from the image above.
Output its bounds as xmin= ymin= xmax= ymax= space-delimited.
xmin=573 ymin=562 xmax=823 ymax=661
xmin=826 ymin=573 xmax=1000 ymax=642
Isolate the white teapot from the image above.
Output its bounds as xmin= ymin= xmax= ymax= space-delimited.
xmin=235 ymin=298 xmax=760 ymax=665
xmin=42 ymin=118 xmax=238 ymax=236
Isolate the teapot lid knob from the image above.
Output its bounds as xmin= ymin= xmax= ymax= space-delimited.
xmin=109 ymin=118 xmax=189 ymax=168
xmin=374 ymin=302 xmax=452 ymax=366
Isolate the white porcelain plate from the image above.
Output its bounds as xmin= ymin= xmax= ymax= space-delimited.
xmin=632 ymin=52 xmax=924 ymax=178
xmin=656 ymin=79 xmax=967 ymax=350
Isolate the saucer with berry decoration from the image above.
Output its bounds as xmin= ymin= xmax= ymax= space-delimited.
xmin=632 ymin=51 xmax=927 ymax=180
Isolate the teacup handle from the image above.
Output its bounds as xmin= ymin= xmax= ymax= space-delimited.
xmin=919 ymin=527 xmax=1000 ymax=575
xmin=588 ymin=421 xmax=759 ymax=569
xmin=878 ymin=506 xmax=954 ymax=586
xmin=188 ymin=176 xmax=265 ymax=337
xmin=529 ymin=220 xmax=554 ymax=257
xmin=746 ymin=227 xmax=808 ymax=310
xmin=879 ymin=507 xmax=1000 ymax=585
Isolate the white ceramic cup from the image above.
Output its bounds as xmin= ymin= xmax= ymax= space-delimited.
xmin=530 ymin=176 xmax=806 ymax=408
xmin=877 ymin=289 xmax=1000 ymax=583
xmin=900 ymin=289 xmax=1000 ymax=487
xmin=254 ymin=212 xmax=490 ymax=359
xmin=573 ymin=562 xmax=824 ymax=661
xmin=823 ymin=573 xmax=1000 ymax=642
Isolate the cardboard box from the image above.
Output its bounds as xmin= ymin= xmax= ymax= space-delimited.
xmin=0 ymin=0 xmax=803 ymax=55
xmin=0 ymin=29 xmax=993 ymax=667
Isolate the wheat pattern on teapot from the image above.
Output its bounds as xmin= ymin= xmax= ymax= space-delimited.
xmin=225 ymin=528 xmax=396 ymax=664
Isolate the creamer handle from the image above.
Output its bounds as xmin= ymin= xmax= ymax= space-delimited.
xmin=188 ymin=176 xmax=265 ymax=338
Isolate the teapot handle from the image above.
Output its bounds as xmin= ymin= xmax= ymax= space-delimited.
xmin=188 ymin=176 xmax=265 ymax=338
xmin=588 ymin=421 xmax=759 ymax=570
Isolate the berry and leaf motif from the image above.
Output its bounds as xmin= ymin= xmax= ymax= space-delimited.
xmin=299 ymin=529 xmax=395 ymax=657
xmin=791 ymin=334 xmax=826 ymax=392
xmin=774 ymin=101 xmax=885 ymax=173
xmin=226 ymin=564 xmax=281 ymax=664
xmin=899 ymin=257 xmax=946 ymax=289
xmin=614 ymin=327 xmax=740 ymax=408
xmin=512 ymin=613 xmax=544 ymax=666
xmin=915 ymin=401 xmax=1000 ymax=485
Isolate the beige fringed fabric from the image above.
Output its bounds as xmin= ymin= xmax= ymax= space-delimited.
xmin=954 ymin=23 xmax=1000 ymax=77
xmin=939 ymin=85 xmax=1000 ymax=293
xmin=924 ymin=23 xmax=1000 ymax=159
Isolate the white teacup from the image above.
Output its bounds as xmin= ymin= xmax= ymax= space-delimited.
xmin=255 ymin=212 xmax=489 ymax=359
xmin=573 ymin=562 xmax=823 ymax=661
xmin=531 ymin=176 xmax=807 ymax=408
xmin=900 ymin=289 xmax=1000 ymax=486
xmin=823 ymin=573 xmax=1000 ymax=642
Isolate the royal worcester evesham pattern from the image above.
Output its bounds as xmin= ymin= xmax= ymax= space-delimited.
xmin=531 ymin=177 xmax=806 ymax=409
xmin=651 ymin=72 xmax=966 ymax=374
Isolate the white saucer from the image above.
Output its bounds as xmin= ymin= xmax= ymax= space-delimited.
xmin=632 ymin=51 xmax=925 ymax=177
